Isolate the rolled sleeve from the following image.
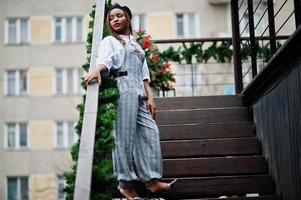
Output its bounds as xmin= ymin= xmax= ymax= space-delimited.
xmin=95 ymin=37 xmax=115 ymax=72
xmin=142 ymin=58 xmax=151 ymax=83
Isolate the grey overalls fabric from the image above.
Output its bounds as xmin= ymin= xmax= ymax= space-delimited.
xmin=112 ymin=41 xmax=163 ymax=189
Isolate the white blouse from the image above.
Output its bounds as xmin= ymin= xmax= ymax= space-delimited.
xmin=96 ymin=35 xmax=150 ymax=82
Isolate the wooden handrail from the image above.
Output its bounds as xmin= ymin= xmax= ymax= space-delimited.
xmin=73 ymin=0 xmax=105 ymax=199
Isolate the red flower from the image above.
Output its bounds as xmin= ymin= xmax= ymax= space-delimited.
xmin=152 ymin=54 xmax=160 ymax=63
xmin=145 ymin=34 xmax=152 ymax=40
xmin=164 ymin=63 xmax=172 ymax=72
xmin=143 ymin=39 xmax=152 ymax=49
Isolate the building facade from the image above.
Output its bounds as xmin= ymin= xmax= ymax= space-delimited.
xmin=0 ymin=0 xmax=94 ymax=199
xmin=0 ymin=0 xmax=294 ymax=199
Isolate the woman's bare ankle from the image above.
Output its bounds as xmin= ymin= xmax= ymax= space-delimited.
xmin=119 ymin=187 xmax=138 ymax=200
xmin=147 ymin=181 xmax=170 ymax=192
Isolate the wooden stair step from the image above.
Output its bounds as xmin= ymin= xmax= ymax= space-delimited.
xmin=111 ymin=95 xmax=279 ymax=199
xmin=113 ymin=175 xmax=275 ymax=198
xmin=155 ymin=95 xmax=244 ymax=110
xmin=159 ymin=122 xmax=254 ymax=140
xmin=161 ymin=137 xmax=260 ymax=158
xmin=163 ymin=156 xmax=267 ymax=177
xmin=156 ymin=107 xmax=250 ymax=125
xmin=154 ymin=175 xmax=275 ymax=198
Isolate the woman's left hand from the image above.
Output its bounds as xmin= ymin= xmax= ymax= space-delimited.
xmin=147 ymin=97 xmax=157 ymax=120
xmin=83 ymin=69 xmax=102 ymax=85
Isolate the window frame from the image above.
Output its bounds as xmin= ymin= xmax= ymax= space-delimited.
xmin=4 ymin=18 xmax=30 ymax=45
xmin=54 ymin=68 xmax=85 ymax=95
xmin=54 ymin=68 xmax=66 ymax=95
xmin=4 ymin=122 xmax=29 ymax=150
xmin=54 ymin=121 xmax=78 ymax=149
xmin=176 ymin=13 xmax=185 ymax=37
xmin=52 ymin=16 xmax=85 ymax=44
xmin=4 ymin=69 xmax=29 ymax=96
xmin=175 ymin=12 xmax=199 ymax=38
xmin=75 ymin=16 xmax=84 ymax=42
xmin=5 ymin=176 xmax=29 ymax=200
xmin=54 ymin=17 xmax=64 ymax=43
xmin=132 ymin=14 xmax=146 ymax=32
xmin=57 ymin=176 xmax=67 ymax=200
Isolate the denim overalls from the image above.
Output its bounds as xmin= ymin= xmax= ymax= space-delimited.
xmin=112 ymin=38 xmax=163 ymax=189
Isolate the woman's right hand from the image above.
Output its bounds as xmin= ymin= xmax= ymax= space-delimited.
xmin=83 ymin=68 xmax=102 ymax=85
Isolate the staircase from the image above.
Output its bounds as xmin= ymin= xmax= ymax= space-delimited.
xmin=149 ymin=95 xmax=280 ymax=199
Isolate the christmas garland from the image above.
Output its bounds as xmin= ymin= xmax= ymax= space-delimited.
xmin=159 ymin=39 xmax=282 ymax=65
xmin=135 ymin=30 xmax=282 ymax=92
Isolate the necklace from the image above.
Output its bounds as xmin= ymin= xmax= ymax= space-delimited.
xmin=120 ymin=35 xmax=144 ymax=60
xmin=127 ymin=35 xmax=141 ymax=53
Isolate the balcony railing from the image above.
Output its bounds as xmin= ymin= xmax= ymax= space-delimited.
xmin=154 ymin=37 xmax=236 ymax=97
xmin=152 ymin=34 xmax=289 ymax=97
xmin=231 ymin=0 xmax=301 ymax=93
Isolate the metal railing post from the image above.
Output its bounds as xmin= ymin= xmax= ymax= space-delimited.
xmin=294 ymin=0 xmax=301 ymax=27
xmin=267 ymin=0 xmax=277 ymax=55
xmin=248 ymin=0 xmax=257 ymax=77
xmin=231 ymin=0 xmax=243 ymax=93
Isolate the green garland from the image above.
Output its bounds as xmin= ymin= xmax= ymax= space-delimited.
xmin=64 ymin=1 xmax=119 ymax=200
xmin=160 ymin=40 xmax=282 ymax=64
xmin=133 ymin=34 xmax=282 ymax=92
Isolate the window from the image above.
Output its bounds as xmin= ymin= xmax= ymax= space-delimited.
xmin=176 ymin=14 xmax=184 ymax=37
xmin=5 ymin=69 xmax=28 ymax=96
xmin=66 ymin=17 xmax=73 ymax=42
xmin=55 ymin=18 xmax=63 ymax=42
xmin=5 ymin=18 xmax=30 ymax=44
xmin=7 ymin=177 xmax=29 ymax=200
xmin=57 ymin=176 xmax=66 ymax=200
xmin=5 ymin=123 xmax=28 ymax=149
xmin=76 ymin=17 xmax=83 ymax=41
xmin=55 ymin=68 xmax=84 ymax=95
xmin=132 ymin=14 xmax=146 ymax=31
xmin=55 ymin=69 xmax=64 ymax=94
xmin=176 ymin=13 xmax=198 ymax=37
xmin=20 ymin=19 xmax=29 ymax=43
xmin=188 ymin=14 xmax=196 ymax=37
xmin=55 ymin=121 xmax=78 ymax=148
xmin=54 ymin=16 xmax=84 ymax=43
xmin=8 ymin=19 xmax=17 ymax=44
